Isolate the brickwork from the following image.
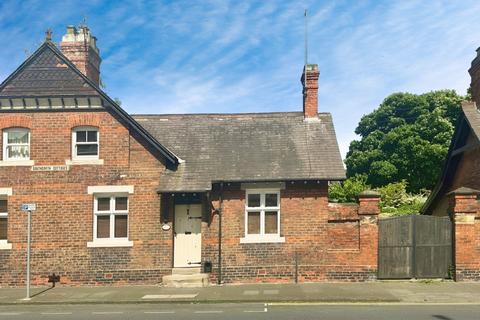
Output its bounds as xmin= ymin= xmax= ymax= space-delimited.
xmin=202 ymin=183 xmax=379 ymax=283
xmin=0 ymin=110 xmax=173 ymax=287
xmin=0 ymin=110 xmax=382 ymax=286
xmin=301 ymin=64 xmax=320 ymax=118
xmin=449 ymin=189 xmax=480 ymax=281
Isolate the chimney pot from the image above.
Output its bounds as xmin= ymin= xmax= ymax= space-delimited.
xmin=66 ymin=25 xmax=76 ymax=34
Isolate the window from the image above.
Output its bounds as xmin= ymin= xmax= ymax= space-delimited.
xmin=93 ymin=195 xmax=129 ymax=241
xmin=72 ymin=127 xmax=99 ymax=159
xmin=241 ymin=190 xmax=284 ymax=243
xmin=0 ymin=198 xmax=7 ymax=242
xmin=2 ymin=128 xmax=30 ymax=161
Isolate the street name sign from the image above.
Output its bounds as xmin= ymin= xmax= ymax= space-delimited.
xmin=21 ymin=204 xmax=36 ymax=212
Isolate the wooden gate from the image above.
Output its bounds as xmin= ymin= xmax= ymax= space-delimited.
xmin=378 ymin=215 xmax=452 ymax=279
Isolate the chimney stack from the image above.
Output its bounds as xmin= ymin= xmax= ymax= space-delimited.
xmin=60 ymin=25 xmax=101 ymax=86
xmin=469 ymin=47 xmax=480 ymax=105
xmin=301 ymin=64 xmax=320 ymax=119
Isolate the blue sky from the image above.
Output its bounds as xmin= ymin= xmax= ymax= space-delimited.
xmin=1 ymin=1 xmax=479 ymax=158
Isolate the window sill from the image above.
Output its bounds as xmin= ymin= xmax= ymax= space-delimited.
xmin=66 ymin=159 xmax=104 ymax=166
xmin=87 ymin=240 xmax=133 ymax=248
xmin=240 ymin=236 xmax=285 ymax=244
xmin=0 ymin=242 xmax=12 ymax=250
xmin=0 ymin=160 xmax=34 ymax=167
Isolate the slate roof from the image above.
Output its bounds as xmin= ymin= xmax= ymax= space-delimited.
xmin=0 ymin=43 xmax=98 ymax=97
xmin=133 ymin=112 xmax=346 ymax=192
xmin=461 ymin=101 xmax=480 ymax=139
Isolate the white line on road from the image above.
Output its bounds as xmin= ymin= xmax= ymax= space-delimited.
xmin=144 ymin=311 xmax=176 ymax=314
xmin=194 ymin=310 xmax=224 ymax=314
xmin=41 ymin=312 xmax=73 ymax=315
xmin=142 ymin=294 xmax=198 ymax=299
xmin=244 ymin=309 xmax=268 ymax=313
xmin=92 ymin=311 xmax=124 ymax=314
xmin=0 ymin=313 xmax=21 ymax=316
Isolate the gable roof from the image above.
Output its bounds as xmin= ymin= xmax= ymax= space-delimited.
xmin=422 ymin=101 xmax=479 ymax=214
xmin=0 ymin=41 xmax=181 ymax=165
xmin=133 ymin=112 xmax=346 ymax=192
xmin=0 ymin=43 xmax=98 ymax=97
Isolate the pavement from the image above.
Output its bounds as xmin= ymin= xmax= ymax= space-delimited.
xmin=1 ymin=281 xmax=480 ymax=305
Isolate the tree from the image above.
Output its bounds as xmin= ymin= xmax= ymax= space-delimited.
xmin=345 ymin=90 xmax=465 ymax=192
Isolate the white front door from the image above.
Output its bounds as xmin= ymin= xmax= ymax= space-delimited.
xmin=174 ymin=204 xmax=202 ymax=267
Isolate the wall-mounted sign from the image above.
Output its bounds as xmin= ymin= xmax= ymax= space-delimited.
xmin=31 ymin=165 xmax=68 ymax=172
xmin=21 ymin=204 xmax=36 ymax=212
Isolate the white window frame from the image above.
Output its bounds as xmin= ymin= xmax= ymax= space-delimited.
xmin=87 ymin=193 xmax=133 ymax=248
xmin=72 ymin=126 xmax=99 ymax=160
xmin=240 ymin=189 xmax=285 ymax=244
xmin=2 ymin=128 xmax=30 ymax=161
xmin=0 ymin=188 xmax=12 ymax=250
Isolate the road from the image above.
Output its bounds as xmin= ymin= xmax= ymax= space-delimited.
xmin=0 ymin=303 xmax=479 ymax=319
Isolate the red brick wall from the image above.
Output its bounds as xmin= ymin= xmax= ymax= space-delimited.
xmin=0 ymin=110 xmax=173 ymax=287
xmin=202 ymin=183 xmax=379 ymax=283
xmin=450 ymin=192 xmax=480 ymax=281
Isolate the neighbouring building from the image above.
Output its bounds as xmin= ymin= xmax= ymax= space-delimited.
xmin=0 ymin=26 xmax=382 ymax=287
xmin=422 ymin=47 xmax=480 ymax=281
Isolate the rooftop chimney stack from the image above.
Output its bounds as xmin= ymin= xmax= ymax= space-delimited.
xmin=60 ymin=25 xmax=101 ymax=86
xmin=301 ymin=64 xmax=320 ymax=119
xmin=469 ymin=47 xmax=480 ymax=105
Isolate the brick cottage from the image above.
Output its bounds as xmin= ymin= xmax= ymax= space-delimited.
xmin=0 ymin=26 xmax=382 ymax=287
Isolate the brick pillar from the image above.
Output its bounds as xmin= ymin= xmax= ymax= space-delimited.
xmin=357 ymin=191 xmax=381 ymax=272
xmin=448 ymin=187 xmax=480 ymax=281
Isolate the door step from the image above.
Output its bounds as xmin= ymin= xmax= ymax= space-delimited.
xmin=162 ymin=272 xmax=209 ymax=288
xmin=171 ymin=267 xmax=201 ymax=275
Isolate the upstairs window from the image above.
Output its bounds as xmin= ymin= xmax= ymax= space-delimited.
xmin=2 ymin=128 xmax=30 ymax=161
xmin=0 ymin=198 xmax=7 ymax=242
xmin=72 ymin=127 xmax=99 ymax=159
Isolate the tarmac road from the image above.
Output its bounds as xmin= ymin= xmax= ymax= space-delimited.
xmin=0 ymin=303 xmax=479 ymax=320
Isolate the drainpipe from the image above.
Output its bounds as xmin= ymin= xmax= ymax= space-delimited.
xmin=217 ymin=183 xmax=224 ymax=285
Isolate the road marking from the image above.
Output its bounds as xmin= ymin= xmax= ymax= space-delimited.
xmin=41 ymin=312 xmax=73 ymax=315
xmin=243 ymin=290 xmax=260 ymax=295
xmin=142 ymin=293 xmax=198 ymax=299
xmin=92 ymin=311 xmax=124 ymax=314
xmin=0 ymin=313 xmax=21 ymax=316
xmin=263 ymin=289 xmax=279 ymax=295
xmin=194 ymin=310 xmax=223 ymax=314
xmin=144 ymin=311 xmax=176 ymax=314
xmin=244 ymin=309 xmax=268 ymax=313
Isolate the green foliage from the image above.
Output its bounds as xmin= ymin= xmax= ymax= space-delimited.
xmin=329 ymin=175 xmax=369 ymax=203
xmin=377 ymin=181 xmax=429 ymax=216
xmin=329 ymin=178 xmax=428 ymax=216
xmin=345 ymin=90 xmax=466 ymax=192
